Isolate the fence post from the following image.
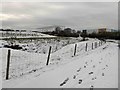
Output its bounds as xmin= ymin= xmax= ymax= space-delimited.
xmin=101 ymin=41 xmax=102 ymax=45
xmin=105 ymin=40 xmax=106 ymax=43
xmin=99 ymin=41 xmax=100 ymax=46
xmin=94 ymin=42 xmax=96 ymax=48
xmin=6 ymin=49 xmax=11 ymax=80
xmin=74 ymin=44 xmax=77 ymax=56
xmin=90 ymin=85 xmax=94 ymax=90
xmin=96 ymin=42 xmax=97 ymax=48
xmin=95 ymin=42 xmax=97 ymax=48
xmin=46 ymin=46 xmax=52 ymax=65
xmin=85 ymin=43 xmax=88 ymax=51
xmin=90 ymin=87 xmax=93 ymax=90
xmin=92 ymin=43 xmax=93 ymax=50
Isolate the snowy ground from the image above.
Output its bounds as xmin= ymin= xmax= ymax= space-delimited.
xmin=0 ymin=31 xmax=56 ymax=39
xmin=0 ymin=37 xmax=83 ymax=54
xmin=19 ymin=37 xmax=83 ymax=54
xmin=1 ymin=38 xmax=118 ymax=88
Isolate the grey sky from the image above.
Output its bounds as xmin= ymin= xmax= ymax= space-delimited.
xmin=1 ymin=2 xmax=118 ymax=30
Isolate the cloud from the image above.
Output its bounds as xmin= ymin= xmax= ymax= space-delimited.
xmin=1 ymin=2 xmax=118 ymax=30
xmin=0 ymin=13 xmax=31 ymax=20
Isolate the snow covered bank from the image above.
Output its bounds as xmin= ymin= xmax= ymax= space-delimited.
xmin=2 ymin=39 xmax=118 ymax=88
xmin=12 ymin=42 xmax=118 ymax=88
xmin=1 ymin=39 xmax=97 ymax=81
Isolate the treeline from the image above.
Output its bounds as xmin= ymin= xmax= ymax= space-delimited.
xmin=42 ymin=27 xmax=120 ymax=40
xmin=1 ymin=28 xmax=119 ymax=40
xmin=42 ymin=27 xmax=80 ymax=37
xmin=45 ymin=31 xmax=79 ymax=37
xmin=81 ymin=32 xmax=120 ymax=40
xmin=0 ymin=29 xmax=26 ymax=32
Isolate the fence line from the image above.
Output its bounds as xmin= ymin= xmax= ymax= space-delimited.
xmin=6 ymin=49 xmax=11 ymax=80
xmin=95 ymin=42 xmax=97 ymax=48
xmin=85 ymin=43 xmax=88 ymax=51
xmin=92 ymin=43 xmax=93 ymax=50
xmin=46 ymin=46 xmax=52 ymax=65
xmin=4 ymin=40 xmax=105 ymax=80
xmin=73 ymin=44 xmax=77 ymax=56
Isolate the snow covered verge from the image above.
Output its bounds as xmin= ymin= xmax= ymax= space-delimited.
xmin=1 ymin=38 xmax=118 ymax=88
xmin=0 ymin=37 xmax=83 ymax=54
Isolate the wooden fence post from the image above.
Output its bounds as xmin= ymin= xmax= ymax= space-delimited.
xmin=101 ymin=41 xmax=102 ymax=45
xmin=74 ymin=44 xmax=77 ymax=56
xmin=95 ymin=42 xmax=97 ymax=48
xmin=99 ymin=41 xmax=100 ymax=46
xmin=6 ymin=49 xmax=11 ymax=80
xmin=46 ymin=46 xmax=52 ymax=65
xmin=92 ymin=43 xmax=93 ymax=50
xmin=94 ymin=42 xmax=96 ymax=48
xmin=96 ymin=42 xmax=97 ymax=48
xmin=85 ymin=43 xmax=88 ymax=51
xmin=105 ymin=40 xmax=106 ymax=43
xmin=90 ymin=85 xmax=94 ymax=90
xmin=90 ymin=87 xmax=93 ymax=90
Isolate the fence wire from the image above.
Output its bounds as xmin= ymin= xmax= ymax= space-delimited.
xmin=2 ymin=39 xmax=105 ymax=80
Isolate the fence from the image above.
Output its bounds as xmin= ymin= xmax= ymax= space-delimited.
xmin=3 ymin=40 xmax=106 ymax=80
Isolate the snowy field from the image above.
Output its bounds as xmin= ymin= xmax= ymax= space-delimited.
xmin=0 ymin=37 xmax=83 ymax=54
xmin=0 ymin=38 xmax=118 ymax=88
xmin=0 ymin=31 xmax=56 ymax=39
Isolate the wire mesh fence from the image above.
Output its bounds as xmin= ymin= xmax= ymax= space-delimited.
xmin=2 ymin=39 xmax=105 ymax=80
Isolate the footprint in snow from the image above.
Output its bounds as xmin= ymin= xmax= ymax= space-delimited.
xmin=85 ymin=62 xmax=88 ymax=65
xmin=106 ymin=65 xmax=108 ymax=67
xmin=90 ymin=85 xmax=94 ymax=90
xmin=93 ymin=65 xmax=95 ymax=68
xmin=102 ymin=73 xmax=104 ymax=76
xmin=78 ymin=79 xmax=82 ymax=84
xmin=60 ymin=78 xmax=69 ymax=86
xmin=89 ymin=72 xmax=94 ymax=75
xmin=92 ymin=77 xmax=97 ymax=80
xmin=102 ymin=68 xmax=105 ymax=70
xmin=84 ymin=65 xmax=86 ymax=68
xmin=73 ymin=75 xmax=76 ymax=79
xmin=77 ymin=68 xmax=81 ymax=72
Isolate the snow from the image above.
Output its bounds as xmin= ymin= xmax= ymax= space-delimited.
xmin=0 ymin=31 xmax=56 ymax=39
xmin=19 ymin=37 xmax=83 ymax=54
xmin=0 ymin=45 xmax=2 ymax=89
xmin=1 ymin=38 xmax=118 ymax=88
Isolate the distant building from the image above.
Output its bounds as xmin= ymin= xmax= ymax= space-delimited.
xmin=111 ymin=29 xmax=118 ymax=32
xmin=98 ymin=28 xmax=107 ymax=33
xmin=82 ymin=29 xmax=98 ymax=34
xmin=84 ymin=28 xmax=117 ymax=34
xmin=98 ymin=28 xmax=118 ymax=33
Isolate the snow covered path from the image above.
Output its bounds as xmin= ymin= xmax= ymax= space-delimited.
xmin=12 ymin=41 xmax=118 ymax=88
